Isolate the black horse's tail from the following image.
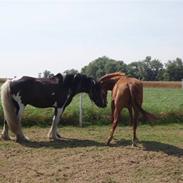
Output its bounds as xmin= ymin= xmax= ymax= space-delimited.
xmin=128 ymin=83 xmax=158 ymax=122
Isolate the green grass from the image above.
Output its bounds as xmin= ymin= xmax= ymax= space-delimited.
xmin=0 ymin=88 xmax=183 ymax=126
xmin=143 ymin=88 xmax=183 ymax=124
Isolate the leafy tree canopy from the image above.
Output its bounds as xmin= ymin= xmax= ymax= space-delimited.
xmin=81 ymin=56 xmax=127 ymax=79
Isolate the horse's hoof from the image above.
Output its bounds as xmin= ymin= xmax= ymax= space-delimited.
xmin=14 ymin=136 xmax=30 ymax=143
xmin=131 ymin=143 xmax=137 ymax=148
xmin=49 ymin=136 xmax=62 ymax=141
xmin=56 ymin=133 xmax=61 ymax=138
xmin=106 ymin=139 xmax=112 ymax=146
xmin=0 ymin=134 xmax=11 ymax=141
xmin=132 ymin=138 xmax=140 ymax=147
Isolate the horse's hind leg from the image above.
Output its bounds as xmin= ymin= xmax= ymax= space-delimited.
xmin=132 ymin=110 xmax=140 ymax=147
xmin=111 ymin=100 xmax=115 ymax=122
xmin=1 ymin=120 xmax=10 ymax=140
xmin=128 ymin=107 xmax=133 ymax=126
xmin=12 ymin=102 xmax=28 ymax=143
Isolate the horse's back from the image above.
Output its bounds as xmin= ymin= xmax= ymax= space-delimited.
xmin=125 ymin=77 xmax=143 ymax=106
xmin=112 ymin=79 xmax=131 ymax=107
xmin=9 ymin=76 xmax=62 ymax=107
xmin=112 ymin=76 xmax=143 ymax=107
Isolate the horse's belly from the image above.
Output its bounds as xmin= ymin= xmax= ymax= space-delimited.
xmin=28 ymin=100 xmax=54 ymax=108
xmin=24 ymin=96 xmax=56 ymax=108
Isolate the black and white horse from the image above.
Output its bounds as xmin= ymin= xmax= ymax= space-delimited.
xmin=1 ymin=73 xmax=107 ymax=142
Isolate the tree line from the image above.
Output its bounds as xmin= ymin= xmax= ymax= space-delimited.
xmin=42 ymin=56 xmax=183 ymax=81
xmin=81 ymin=56 xmax=183 ymax=81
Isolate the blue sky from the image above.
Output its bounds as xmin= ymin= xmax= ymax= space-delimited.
xmin=0 ymin=0 xmax=183 ymax=78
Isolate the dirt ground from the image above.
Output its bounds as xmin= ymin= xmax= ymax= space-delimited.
xmin=0 ymin=125 xmax=183 ymax=183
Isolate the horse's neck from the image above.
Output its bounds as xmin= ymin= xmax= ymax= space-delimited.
xmin=71 ymin=78 xmax=90 ymax=95
xmin=99 ymin=72 xmax=126 ymax=91
xmin=102 ymin=79 xmax=117 ymax=90
xmin=102 ymin=76 xmax=124 ymax=90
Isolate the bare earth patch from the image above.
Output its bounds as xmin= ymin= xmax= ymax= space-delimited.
xmin=0 ymin=125 xmax=183 ymax=183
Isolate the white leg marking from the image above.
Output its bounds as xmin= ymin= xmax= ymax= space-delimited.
xmin=48 ymin=108 xmax=63 ymax=139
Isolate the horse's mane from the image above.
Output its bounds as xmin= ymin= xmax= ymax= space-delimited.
xmin=99 ymin=72 xmax=125 ymax=83
xmin=98 ymin=72 xmax=126 ymax=91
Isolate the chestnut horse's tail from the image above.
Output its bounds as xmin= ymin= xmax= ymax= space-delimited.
xmin=1 ymin=80 xmax=20 ymax=134
xmin=128 ymin=83 xmax=157 ymax=122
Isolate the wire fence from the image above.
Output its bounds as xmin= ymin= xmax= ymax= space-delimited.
xmin=0 ymin=78 xmax=183 ymax=127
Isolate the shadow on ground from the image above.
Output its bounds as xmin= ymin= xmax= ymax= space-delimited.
xmin=141 ymin=140 xmax=183 ymax=157
xmin=114 ymin=139 xmax=183 ymax=157
xmin=20 ymin=137 xmax=105 ymax=149
xmin=19 ymin=137 xmax=183 ymax=157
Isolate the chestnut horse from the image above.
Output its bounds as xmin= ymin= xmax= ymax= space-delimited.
xmin=99 ymin=72 xmax=157 ymax=146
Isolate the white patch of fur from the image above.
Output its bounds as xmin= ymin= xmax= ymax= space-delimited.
xmin=12 ymin=92 xmax=25 ymax=121
xmin=51 ymin=92 xmax=55 ymax=96
xmin=12 ymin=92 xmax=21 ymax=104
xmin=53 ymin=101 xmax=57 ymax=107
xmin=92 ymin=79 xmax=96 ymax=85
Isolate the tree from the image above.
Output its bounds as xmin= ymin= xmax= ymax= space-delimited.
xmin=164 ymin=58 xmax=183 ymax=81
xmin=127 ymin=61 xmax=144 ymax=79
xmin=64 ymin=69 xmax=78 ymax=75
xmin=127 ymin=57 xmax=164 ymax=81
xmin=81 ymin=56 xmax=127 ymax=79
xmin=142 ymin=57 xmax=164 ymax=81
xmin=43 ymin=70 xmax=54 ymax=78
xmin=81 ymin=56 xmax=183 ymax=81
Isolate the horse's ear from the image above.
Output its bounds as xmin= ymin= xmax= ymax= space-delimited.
xmin=54 ymin=73 xmax=63 ymax=84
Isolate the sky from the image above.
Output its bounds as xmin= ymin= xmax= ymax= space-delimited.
xmin=0 ymin=0 xmax=183 ymax=78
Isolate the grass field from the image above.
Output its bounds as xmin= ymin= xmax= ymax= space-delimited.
xmin=0 ymin=85 xmax=183 ymax=182
xmin=1 ymin=88 xmax=182 ymax=126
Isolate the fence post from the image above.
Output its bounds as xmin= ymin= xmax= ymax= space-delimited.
xmin=79 ymin=94 xmax=83 ymax=127
xmin=182 ymin=79 xmax=183 ymax=89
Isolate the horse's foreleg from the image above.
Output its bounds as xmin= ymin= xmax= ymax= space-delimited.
xmin=107 ymin=107 xmax=121 ymax=145
xmin=48 ymin=108 xmax=63 ymax=140
xmin=1 ymin=120 xmax=10 ymax=140
xmin=132 ymin=110 xmax=140 ymax=147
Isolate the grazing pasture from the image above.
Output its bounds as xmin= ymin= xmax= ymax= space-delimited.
xmin=1 ymin=87 xmax=182 ymax=126
xmin=0 ymin=81 xmax=183 ymax=182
